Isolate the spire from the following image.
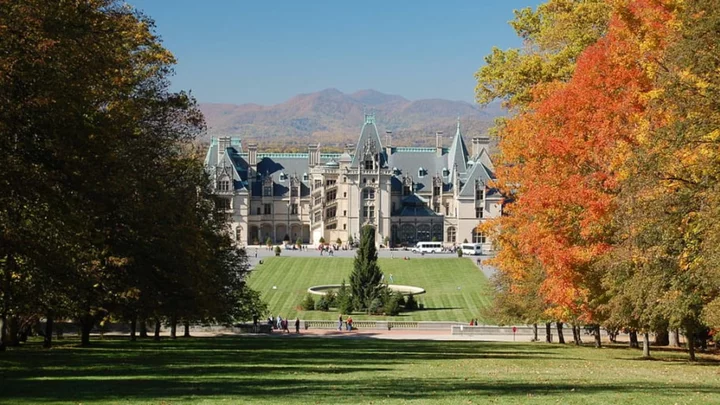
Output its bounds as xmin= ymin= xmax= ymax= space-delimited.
xmin=448 ymin=119 xmax=469 ymax=179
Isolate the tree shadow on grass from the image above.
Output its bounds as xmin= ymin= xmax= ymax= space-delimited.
xmin=1 ymin=337 xmax=718 ymax=403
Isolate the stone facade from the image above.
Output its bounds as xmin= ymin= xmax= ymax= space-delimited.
xmin=204 ymin=114 xmax=502 ymax=249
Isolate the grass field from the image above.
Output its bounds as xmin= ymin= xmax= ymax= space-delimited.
xmin=246 ymin=257 xmax=492 ymax=321
xmin=1 ymin=337 xmax=718 ymax=404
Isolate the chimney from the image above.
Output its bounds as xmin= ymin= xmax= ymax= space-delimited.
xmin=385 ymin=131 xmax=393 ymax=157
xmin=217 ymin=136 xmax=231 ymax=161
xmin=248 ymin=143 xmax=257 ymax=166
xmin=436 ymin=131 xmax=443 ymax=157
xmin=308 ymin=144 xmax=319 ymax=167
xmin=472 ymin=136 xmax=490 ymax=158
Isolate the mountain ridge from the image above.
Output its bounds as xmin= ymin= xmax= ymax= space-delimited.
xmin=199 ymin=89 xmax=504 ymax=150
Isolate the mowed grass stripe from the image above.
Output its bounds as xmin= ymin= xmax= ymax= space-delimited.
xmin=247 ymin=257 xmax=491 ymax=321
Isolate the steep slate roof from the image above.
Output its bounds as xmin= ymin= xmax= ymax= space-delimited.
xmin=253 ymin=154 xmax=311 ymax=197
xmin=448 ymin=120 xmax=469 ymax=180
xmin=459 ymin=161 xmax=495 ymax=197
xmin=351 ymin=113 xmax=387 ymax=168
xmin=388 ymin=148 xmax=448 ymax=193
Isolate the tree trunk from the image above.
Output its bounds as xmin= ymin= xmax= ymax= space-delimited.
xmin=594 ymin=325 xmax=602 ymax=348
xmin=532 ymin=323 xmax=538 ymax=342
xmin=687 ymin=331 xmax=696 ymax=361
xmin=79 ymin=314 xmax=94 ymax=346
xmin=572 ymin=324 xmax=581 ymax=345
xmin=1 ymin=254 xmax=15 ymax=351
xmin=183 ymin=321 xmax=190 ymax=338
xmin=139 ymin=318 xmax=148 ymax=338
xmin=545 ymin=322 xmax=552 ymax=343
xmin=170 ymin=314 xmax=177 ymax=339
xmin=672 ymin=329 xmax=681 ymax=347
xmin=654 ymin=329 xmax=669 ymax=346
xmin=6 ymin=316 xmax=20 ymax=346
xmin=43 ymin=311 xmax=54 ymax=349
xmin=153 ymin=318 xmax=161 ymax=341
xmin=642 ymin=332 xmax=651 ymax=358
xmin=629 ymin=330 xmax=639 ymax=348
xmin=556 ymin=322 xmax=565 ymax=344
xmin=130 ymin=316 xmax=137 ymax=342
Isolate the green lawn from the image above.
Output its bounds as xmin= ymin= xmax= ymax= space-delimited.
xmin=246 ymin=257 xmax=492 ymax=321
xmin=1 ymin=337 xmax=718 ymax=404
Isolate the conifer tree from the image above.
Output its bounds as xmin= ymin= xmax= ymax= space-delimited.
xmin=350 ymin=226 xmax=384 ymax=312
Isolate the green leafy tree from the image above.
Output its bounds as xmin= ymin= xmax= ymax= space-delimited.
xmin=350 ymin=226 xmax=384 ymax=312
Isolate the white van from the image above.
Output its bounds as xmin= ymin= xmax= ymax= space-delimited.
xmin=461 ymin=243 xmax=483 ymax=256
xmin=412 ymin=241 xmax=443 ymax=253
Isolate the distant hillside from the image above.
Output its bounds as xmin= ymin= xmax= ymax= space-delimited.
xmin=199 ymin=89 xmax=505 ymax=150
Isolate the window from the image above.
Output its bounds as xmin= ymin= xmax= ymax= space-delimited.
xmin=343 ymin=177 xmax=347 ymax=182
xmin=343 ymin=192 xmax=347 ymax=198
xmin=235 ymin=228 xmax=241 ymax=241
xmin=418 ymin=168 xmax=426 ymax=178
xmin=433 ymin=185 xmax=440 ymax=195
xmin=303 ymin=173 xmax=308 ymax=181
xmin=362 ymin=188 xmax=375 ymax=200
xmin=326 ymin=190 xmax=337 ymax=202
xmin=371 ymin=178 xmax=376 ymax=183
xmin=313 ymin=211 xmax=321 ymax=222
xmin=403 ymin=185 xmax=411 ymax=196
xmin=363 ymin=178 xmax=367 ymax=184
xmin=343 ymin=224 xmax=347 ymax=230
xmin=326 ymin=179 xmax=336 ymax=187
xmin=447 ymin=227 xmax=456 ymax=243
xmin=291 ymin=204 xmax=298 ymax=215
xmin=343 ymin=210 xmax=347 ymax=216
xmin=475 ymin=207 xmax=484 ymax=219
xmin=263 ymin=186 xmax=272 ymax=197
xmin=476 ymin=187 xmax=484 ymax=200
xmin=363 ymin=205 xmax=375 ymax=221
xmin=291 ymin=187 xmax=298 ymax=197
xmin=216 ymin=198 xmax=230 ymax=210
xmin=256 ymin=207 xmax=261 ymax=215
xmin=326 ymin=207 xmax=337 ymax=218
xmin=218 ymin=180 xmax=230 ymax=192
xmin=442 ymin=168 xmax=449 ymax=177
xmin=445 ymin=204 xmax=449 ymax=215
xmin=279 ymin=173 xmax=287 ymax=181
xmin=365 ymin=159 xmax=373 ymax=170
xmin=473 ymin=230 xmax=486 ymax=244
xmin=314 ymin=180 xmax=322 ymax=189
xmin=434 ymin=204 xmax=440 ymax=213
xmin=264 ymin=204 xmax=272 ymax=215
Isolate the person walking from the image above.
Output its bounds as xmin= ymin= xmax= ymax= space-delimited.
xmin=346 ymin=316 xmax=353 ymax=331
xmin=337 ymin=314 xmax=343 ymax=331
xmin=389 ymin=274 xmax=394 ymax=284
xmin=295 ymin=317 xmax=300 ymax=334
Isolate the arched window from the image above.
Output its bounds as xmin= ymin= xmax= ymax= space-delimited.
xmin=447 ymin=227 xmax=456 ymax=243
xmin=417 ymin=224 xmax=431 ymax=241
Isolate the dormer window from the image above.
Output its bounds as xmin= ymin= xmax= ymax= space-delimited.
xmin=303 ymin=173 xmax=309 ymax=182
xmin=364 ymin=159 xmax=374 ymax=170
xmin=362 ymin=188 xmax=375 ymax=200
xmin=279 ymin=173 xmax=287 ymax=181
xmin=418 ymin=168 xmax=427 ymax=178
xmin=218 ymin=179 xmax=230 ymax=192
xmin=442 ymin=168 xmax=449 ymax=177
xmin=263 ymin=186 xmax=272 ymax=197
xmin=403 ymin=185 xmax=411 ymax=196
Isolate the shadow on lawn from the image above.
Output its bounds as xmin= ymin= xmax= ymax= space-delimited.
xmin=0 ymin=337 xmax=718 ymax=403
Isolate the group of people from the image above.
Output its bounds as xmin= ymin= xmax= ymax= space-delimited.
xmin=337 ymin=314 xmax=354 ymax=331
xmin=268 ymin=315 xmax=301 ymax=333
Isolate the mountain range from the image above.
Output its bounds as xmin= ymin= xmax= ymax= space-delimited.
xmin=199 ymin=89 xmax=504 ymax=151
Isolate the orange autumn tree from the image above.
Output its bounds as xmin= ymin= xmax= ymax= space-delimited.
xmin=484 ymin=0 xmax=677 ymax=343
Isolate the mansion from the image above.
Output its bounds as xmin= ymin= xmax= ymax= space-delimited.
xmin=204 ymin=114 xmax=502 ymax=249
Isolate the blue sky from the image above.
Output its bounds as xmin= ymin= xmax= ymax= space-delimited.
xmin=128 ymin=0 xmax=543 ymax=105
